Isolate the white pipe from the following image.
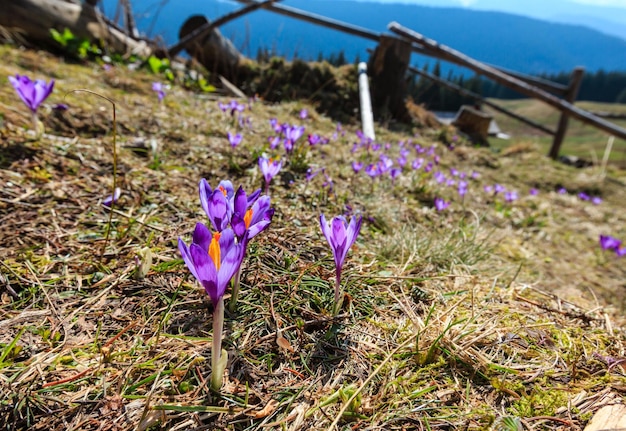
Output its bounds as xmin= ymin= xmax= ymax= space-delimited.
xmin=358 ymin=62 xmax=375 ymax=141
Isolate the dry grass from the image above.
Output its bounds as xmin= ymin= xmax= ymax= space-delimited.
xmin=1 ymin=45 xmax=626 ymax=431
xmin=485 ymin=98 xmax=626 ymax=166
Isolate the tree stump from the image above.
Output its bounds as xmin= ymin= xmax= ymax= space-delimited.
xmin=368 ymin=35 xmax=412 ymax=123
xmin=452 ymin=105 xmax=493 ymax=146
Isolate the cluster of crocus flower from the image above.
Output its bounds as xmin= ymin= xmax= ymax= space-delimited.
xmin=268 ymin=118 xmax=306 ymax=153
xmin=179 ymin=178 xmax=274 ymax=390
xmin=350 ymin=133 xmax=442 ymax=185
xmin=9 ymin=74 xmax=55 ymax=135
xmin=218 ymin=99 xmax=245 ymax=116
xmin=599 ymin=235 xmax=626 ymax=257
xmin=320 ymin=213 xmax=362 ymax=314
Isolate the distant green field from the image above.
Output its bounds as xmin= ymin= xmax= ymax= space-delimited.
xmin=485 ymin=99 xmax=626 ymax=165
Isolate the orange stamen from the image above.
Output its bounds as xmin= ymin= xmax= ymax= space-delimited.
xmin=244 ymin=208 xmax=254 ymax=229
xmin=218 ymin=185 xmax=227 ymax=197
xmin=208 ymin=232 xmax=221 ymax=270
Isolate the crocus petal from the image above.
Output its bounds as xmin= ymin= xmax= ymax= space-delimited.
xmin=218 ymin=228 xmax=236 ymax=252
xmin=178 ymin=238 xmax=200 ymax=281
xmin=192 ymin=222 xmax=212 ymax=252
xmin=199 ymin=178 xmax=213 ymax=217
xmin=190 ymin=243 xmax=220 ymax=304
xmin=216 ymin=243 xmax=245 ymax=298
xmin=319 ymin=214 xmax=333 ymax=250
xmin=247 ymin=188 xmax=262 ymax=206
xmin=233 ymin=186 xmax=248 ymax=216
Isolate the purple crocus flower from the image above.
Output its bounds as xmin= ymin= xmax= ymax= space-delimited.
xmin=205 ymin=190 xmax=231 ymax=232
xmin=434 ymin=197 xmax=450 ymax=211
xmin=306 ymin=167 xmax=321 ymax=182
xmin=578 ymin=192 xmax=590 ymax=201
xmin=505 ymin=191 xmax=519 ymax=202
xmin=352 ymin=161 xmax=363 ymax=173
xmin=484 ymin=185 xmax=494 ymax=194
xmin=494 ymin=184 xmax=506 ymax=194
xmin=229 ymin=100 xmax=245 ymax=116
xmin=299 ymin=108 xmax=308 ymax=119
xmin=599 ymin=235 xmax=622 ymax=251
xmin=103 ymin=187 xmax=121 ymax=207
xmin=268 ymin=136 xmax=280 ymax=150
xmin=592 ymin=196 xmax=602 ymax=205
xmin=269 ymin=118 xmax=280 ymax=132
xmin=199 ymin=179 xmax=234 ymax=231
xmin=179 ymin=224 xmax=245 ymax=306
xmin=231 ymin=187 xmax=274 ymax=241
xmin=199 ymin=179 xmax=235 ymax=208
xmin=258 ymin=156 xmax=282 ymax=193
xmin=227 ymin=132 xmax=242 ymax=148
xmin=412 ymin=158 xmax=424 ymax=170
xmin=390 ymin=168 xmax=402 ymax=182
xmin=434 ymin=171 xmax=446 ymax=184
xmin=558 ymin=187 xmax=567 ymax=194
xmin=152 ymin=82 xmax=165 ymax=102
xmin=529 ymin=188 xmax=539 ymax=196
xmin=319 ymin=213 xmax=362 ymax=311
xmin=178 ymin=223 xmax=246 ymax=391
xmin=52 ymin=103 xmax=69 ymax=111
xmin=458 ymin=180 xmax=468 ymax=197
xmin=308 ymin=134 xmax=321 ymax=146
xmin=286 ymin=124 xmax=305 ymax=140
xmin=9 ymin=74 xmax=54 ymax=113
xmin=424 ymin=162 xmax=433 ymax=173
xmin=617 ymin=247 xmax=626 ymax=257
xmin=365 ymin=163 xmax=379 ymax=178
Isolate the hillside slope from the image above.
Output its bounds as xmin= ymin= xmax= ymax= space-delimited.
xmin=1 ymin=45 xmax=626 ymax=430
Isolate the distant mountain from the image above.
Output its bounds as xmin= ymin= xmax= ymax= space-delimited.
xmin=101 ymin=0 xmax=626 ymax=74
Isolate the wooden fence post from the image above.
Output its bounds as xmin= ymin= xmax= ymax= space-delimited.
xmin=548 ymin=67 xmax=585 ymax=159
xmin=369 ymin=35 xmax=412 ymax=123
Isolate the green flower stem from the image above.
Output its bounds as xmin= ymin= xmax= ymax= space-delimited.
xmin=210 ymin=297 xmax=225 ymax=391
xmin=333 ymin=271 xmax=342 ymax=315
xmin=32 ymin=111 xmax=41 ymax=137
xmin=228 ymin=266 xmax=242 ymax=313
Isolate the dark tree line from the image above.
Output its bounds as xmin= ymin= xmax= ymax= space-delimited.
xmin=411 ymin=62 xmax=626 ymax=110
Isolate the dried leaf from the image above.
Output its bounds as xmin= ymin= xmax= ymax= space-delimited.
xmin=247 ymin=399 xmax=278 ymax=419
xmin=277 ymin=335 xmax=294 ymax=353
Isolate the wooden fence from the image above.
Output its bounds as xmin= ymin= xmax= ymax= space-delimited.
xmin=154 ymin=0 xmax=626 ymax=159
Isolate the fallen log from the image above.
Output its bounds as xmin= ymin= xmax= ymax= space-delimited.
xmin=176 ymin=15 xmax=244 ymax=80
xmin=0 ymin=0 xmax=152 ymax=56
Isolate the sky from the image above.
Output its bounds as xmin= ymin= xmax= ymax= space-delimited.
xmin=348 ymin=0 xmax=626 ymax=39
xmin=355 ymin=0 xmax=626 ymax=8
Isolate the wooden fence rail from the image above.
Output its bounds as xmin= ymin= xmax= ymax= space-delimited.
xmin=389 ymin=21 xmax=626 ymax=157
xmin=409 ymin=66 xmax=556 ymax=136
